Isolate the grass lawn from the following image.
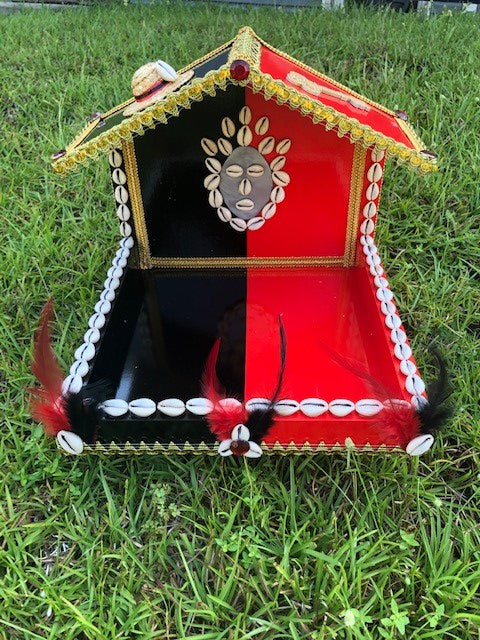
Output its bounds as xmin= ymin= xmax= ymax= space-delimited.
xmin=1 ymin=3 xmax=480 ymax=639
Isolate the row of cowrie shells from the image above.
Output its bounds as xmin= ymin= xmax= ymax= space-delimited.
xmin=100 ymin=396 xmax=386 ymax=418
xmin=61 ymin=213 xmax=134 ymax=397
xmin=110 ymin=150 xmax=133 ymax=239
xmin=362 ymin=153 xmax=426 ymax=407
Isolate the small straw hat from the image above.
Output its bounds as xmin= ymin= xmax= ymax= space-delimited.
xmin=123 ymin=60 xmax=194 ymax=117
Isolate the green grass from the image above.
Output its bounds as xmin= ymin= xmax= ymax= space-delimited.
xmin=1 ymin=3 xmax=480 ymax=639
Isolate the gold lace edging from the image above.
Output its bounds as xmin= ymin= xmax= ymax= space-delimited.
xmin=52 ymin=65 xmax=436 ymax=177
xmin=73 ymin=440 xmax=404 ymax=456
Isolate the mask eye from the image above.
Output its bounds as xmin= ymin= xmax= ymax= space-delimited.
xmin=247 ymin=164 xmax=264 ymax=177
xmin=226 ymin=164 xmax=243 ymax=178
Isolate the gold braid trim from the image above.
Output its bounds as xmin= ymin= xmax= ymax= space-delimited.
xmin=344 ymin=145 xmax=367 ymax=266
xmin=53 ymin=66 xmax=436 ymax=176
xmin=75 ymin=440 xmax=404 ymax=456
xmin=227 ymin=25 xmax=261 ymax=69
xmin=148 ymin=256 xmax=344 ymax=269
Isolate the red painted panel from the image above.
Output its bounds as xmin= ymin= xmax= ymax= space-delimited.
xmin=259 ymin=46 xmax=415 ymax=150
xmin=245 ymin=87 xmax=354 ymax=258
xmin=244 ymin=266 xmax=407 ymax=447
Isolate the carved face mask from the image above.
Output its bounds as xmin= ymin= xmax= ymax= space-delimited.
xmin=201 ymin=107 xmax=291 ymax=232
xmin=219 ymin=147 xmax=273 ymax=221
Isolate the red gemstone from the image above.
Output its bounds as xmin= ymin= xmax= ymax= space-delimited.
xmin=51 ymin=149 xmax=66 ymax=161
xmin=230 ymin=59 xmax=250 ymax=81
xmin=395 ymin=110 xmax=408 ymax=121
xmin=230 ymin=440 xmax=250 ymax=456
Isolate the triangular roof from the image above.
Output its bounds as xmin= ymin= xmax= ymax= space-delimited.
xmin=52 ymin=26 xmax=437 ymax=175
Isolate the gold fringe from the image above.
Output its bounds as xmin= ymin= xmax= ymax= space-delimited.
xmin=75 ymin=439 xmax=405 ymax=456
xmin=122 ymin=139 xmax=151 ymax=269
xmin=53 ymin=33 xmax=436 ymax=177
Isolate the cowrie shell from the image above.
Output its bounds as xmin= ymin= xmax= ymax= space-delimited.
xmin=186 ymin=398 xmax=213 ymax=415
xmin=367 ymin=254 xmax=381 ymax=267
xmin=371 ymin=149 xmax=385 ymax=162
xmin=108 ymin=150 xmax=123 ymax=168
xmin=217 ymin=207 xmax=232 ymax=222
xmin=112 ymin=168 xmax=127 ymax=185
xmin=380 ymin=300 xmax=395 ymax=315
xmin=237 ymin=126 xmax=252 ymax=147
xmin=274 ymin=399 xmax=300 ymax=416
xmin=201 ymin=138 xmax=218 ymax=156
xmin=329 ymin=399 xmax=355 ymax=417
xmin=218 ymin=138 xmax=233 ymax=156
xmin=376 ymin=287 xmax=393 ymax=302
xmin=70 ymin=359 xmax=89 ymax=378
xmin=101 ymin=398 xmax=128 ymax=417
xmin=272 ymin=171 xmax=290 ymax=187
xmin=115 ymin=186 xmax=129 ymax=204
xmin=230 ymin=218 xmax=247 ymax=231
xmin=204 ymin=174 xmax=220 ymax=190
xmin=219 ymin=398 xmax=242 ymax=409
xmin=156 ymin=60 xmax=177 ymax=82
xmin=57 ymin=430 xmax=84 ymax=455
xmin=385 ymin=314 xmax=401 ymax=329
xmin=88 ymin=313 xmax=106 ymax=330
xmin=394 ymin=343 xmax=412 ymax=360
xmin=367 ymin=163 xmax=383 ymax=182
xmin=363 ymin=202 xmax=377 ymax=219
xmin=406 ymin=433 xmax=434 ymax=457
xmin=239 ymin=106 xmax=251 ymax=125
xmin=270 ymin=186 xmax=285 ymax=203
xmin=411 ymin=395 xmax=428 ymax=410
xmin=255 ymin=116 xmax=269 ymax=135
xmin=107 ymin=266 xmax=123 ymax=280
xmin=374 ymin=275 xmax=388 ymax=288
xmin=245 ymin=398 xmax=270 ymax=412
xmin=247 ymin=217 xmax=265 ymax=230
xmin=221 ymin=117 xmax=235 ymax=138
xmin=226 ymin=164 xmax=243 ymax=177
xmin=100 ymin=288 xmax=116 ymax=303
xmin=122 ymin=236 xmax=134 ymax=249
xmin=258 ymin=136 xmax=275 ymax=155
xmin=84 ymin=327 xmax=100 ymax=344
xmin=405 ymin=375 xmax=426 ymax=395
xmin=261 ymin=202 xmax=276 ymax=219
xmin=370 ymin=264 xmax=384 ymax=277
xmin=74 ymin=342 xmax=95 ymax=362
xmin=360 ymin=219 xmax=374 ymax=234
xmin=120 ymin=221 xmax=132 ymax=237
xmin=363 ymin=244 xmax=377 ymax=256
xmin=247 ymin=164 xmax=264 ymax=177
xmin=129 ymin=398 xmax=156 ymax=417
xmin=360 ymin=234 xmax=374 ymax=247
xmin=276 ymin=139 xmax=291 ymax=154
xmin=116 ymin=204 xmax=130 ymax=221
xmin=299 ymin=398 xmax=328 ymax=417
xmin=205 ymin=157 xmax=221 ymax=173
xmin=99 ymin=398 xmax=128 ymax=417
xmin=355 ymin=399 xmax=383 ymax=417
xmin=400 ymin=360 xmax=416 ymax=376
xmin=158 ymin=398 xmax=185 ymax=417
xmin=366 ymin=183 xmax=380 ymax=200
xmin=232 ymin=424 xmax=250 ymax=440
xmin=239 ymin=178 xmax=252 ymax=195
xmin=209 ymin=190 xmax=223 ymax=208
xmin=391 ymin=328 xmax=407 ymax=344
xmin=235 ymin=198 xmax=254 ymax=211
xmin=270 ymin=156 xmax=286 ymax=171
xmin=62 ymin=374 xmax=82 ymax=395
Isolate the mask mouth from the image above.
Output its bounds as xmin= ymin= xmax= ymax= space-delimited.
xmin=235 ymin=199 xmax=254 ymax=212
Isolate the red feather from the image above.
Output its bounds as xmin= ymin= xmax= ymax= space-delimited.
xmin=201 ymin=339 xmax=246 ymax=441
xmin=28 ymin=299 xmax=69 ymax=436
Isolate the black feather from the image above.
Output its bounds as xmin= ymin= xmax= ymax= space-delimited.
xmin=417 ymin=348 xmax=453 ymax=434
xmin=65 ymin=379 xmax=111 ymax=443
xmin=245 ymin=316 xmax=287 ymax=443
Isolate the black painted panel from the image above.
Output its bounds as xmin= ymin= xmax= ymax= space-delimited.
xmin=133 ymin=84 xmax=246 ymax=258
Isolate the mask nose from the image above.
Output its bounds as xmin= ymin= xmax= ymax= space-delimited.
xmin=239 ymin=178 xmax=252 ymax=196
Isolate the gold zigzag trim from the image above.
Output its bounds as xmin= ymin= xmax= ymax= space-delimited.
xmin=76 ymin=440 xmax=404 ymax=456
xmin=52 ymin=65 xmax=437 ymax=176
xmin=149 ymin=256 xmax=344 ymax=269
